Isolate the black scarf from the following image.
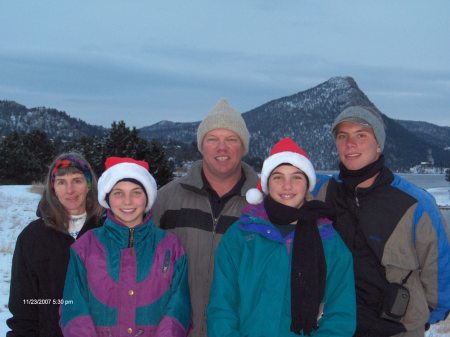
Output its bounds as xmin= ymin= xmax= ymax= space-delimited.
xmin=264 ymin=196 xmax=334 ymax=336
xmin=264 ymin=194 xmax=300 ymax=225
xmin=339 ymin=155 xmax=385 ymax=191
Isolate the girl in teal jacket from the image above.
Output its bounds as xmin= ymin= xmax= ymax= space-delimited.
xmin=207 ymin=138 xmax=355 ymax=337
xmin=60 ymin=157 xmax=191 ymax=337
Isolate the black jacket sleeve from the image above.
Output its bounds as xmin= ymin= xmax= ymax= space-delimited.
xmin=6 ymin=227 xmax=39 ymax=337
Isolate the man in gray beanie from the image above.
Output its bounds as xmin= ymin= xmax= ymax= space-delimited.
xmin=153 ymin=98 xmax=258 ymax=337
xmin=314 ymin=106 xmax=450 ymax=337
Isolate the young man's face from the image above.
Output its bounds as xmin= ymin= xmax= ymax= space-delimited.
xmin=201 ymin=128 xmax=245 ymax=180
xmin=335 ymin=121 xmax=381 ymax=171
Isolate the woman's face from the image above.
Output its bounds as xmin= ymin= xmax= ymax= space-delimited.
xmin=108 ymin=181 xmax=147 ymax=228
xmin=54 ymin=172 xmax=90 ymax=215
xmin=268 ymin=165 xmax=308 ymax=209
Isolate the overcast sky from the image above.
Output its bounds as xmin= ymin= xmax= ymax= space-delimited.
xmin=1 ymin=0 xmax=449 ymax=128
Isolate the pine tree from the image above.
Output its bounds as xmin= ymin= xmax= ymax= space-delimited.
xmin=0 ymin=130 xmax=55 ymax=184
xmin=144 ymin=140 xmax=173 ymax=187
xmin=99 ymin=121 xmax=173 ymax=186
xmin=61 ymin=121 xmax=173 ymax=186
xmin=0 ymin=132 xmax=24 ymax=183
xmin=64 ymin=136 xmax=105 ymax=176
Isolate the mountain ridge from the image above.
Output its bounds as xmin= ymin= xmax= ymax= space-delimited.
xmin=1 ymin=76 xmax=449 ymax=171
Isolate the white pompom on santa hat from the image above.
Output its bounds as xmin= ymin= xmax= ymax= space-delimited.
xmin=245 ymin=137 xmax=316 ymax=205
xmin=98 ymin=157 xmax=157 ymax=212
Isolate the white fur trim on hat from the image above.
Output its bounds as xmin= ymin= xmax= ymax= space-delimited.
xmin=260 ymin=151 xmax=316 ymax=193
xmin=246 ymin=187 xmax=264 ymax=205
xmin=98 ymin=162 xmax=157 ymax=212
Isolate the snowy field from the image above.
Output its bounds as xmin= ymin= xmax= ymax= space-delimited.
xmin=1 ymin=182 xmax=449 ymax=336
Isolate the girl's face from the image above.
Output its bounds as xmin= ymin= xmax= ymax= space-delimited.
xmin=108 ymin=181 xmax=147 ymax=228
xmin=268 ymin=165 xmax=308 ymax=209
xmin=54 ymin=172 xmax=89 ymax=215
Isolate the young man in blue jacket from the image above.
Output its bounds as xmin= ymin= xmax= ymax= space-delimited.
xmin=314 ymin=106 xmax=450 ymax=337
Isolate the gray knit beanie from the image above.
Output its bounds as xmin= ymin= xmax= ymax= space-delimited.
xmin=331 ymin=106 xmax=386 ymax=151
xmin=197 ymin=98 xmax=250 ymax=155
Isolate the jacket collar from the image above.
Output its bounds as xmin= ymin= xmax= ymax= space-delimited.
xmin=334 ymin=166 xmax=394 ymax=194
xmin=179 ymin=160 xmax=258 ymax=196
xmin=239 ymin=202 xmax=290 ymax=243
xmin=104 ymin=210 xmax=155 ymax=247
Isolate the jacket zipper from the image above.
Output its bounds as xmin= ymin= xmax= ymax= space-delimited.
xmin=204 ymin=204 xmax=220 ymax=336
xmin=208 ymin=215 xmax=219 ymax=275
xmin=128 ymin=228 xmax=135 ymax=249
xmin=354 ymin=187 xmax=360 ymax=207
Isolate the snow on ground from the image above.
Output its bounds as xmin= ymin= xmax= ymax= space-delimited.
xmin=0 ymin=185 xmax=41 ymax=335
xmin=428 ymin=187 xmax=450 ymax=208
xmin=0 ymin=184 xmax=449 ymax=336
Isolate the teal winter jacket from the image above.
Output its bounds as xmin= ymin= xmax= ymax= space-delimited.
xmin=60 ymin=211 xmax=191 ymax=337
xmin=207 ymin=203 xmax=356 ymax=337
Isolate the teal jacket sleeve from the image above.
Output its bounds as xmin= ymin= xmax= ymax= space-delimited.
xmin=207 ymin=225 xmax=241 ymax=337
xmin=155 ymin=246 xmax=192 ymax=336
xmin=60 ymin=248 xmax=98 ymax=337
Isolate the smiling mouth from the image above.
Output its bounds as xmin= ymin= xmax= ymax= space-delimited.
xmin=215 ymin=156 xmax=230 ymax=161
xmin=279 ymin=194 xmax=296 ymax=199
xmin=120 ymin=209 xmax=137 ymax=214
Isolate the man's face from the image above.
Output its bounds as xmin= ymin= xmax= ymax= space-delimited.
xmin=335 ymin=121 xmax=381 ymax=171
xmin=201 ymin=128 xmax=245 ymax=179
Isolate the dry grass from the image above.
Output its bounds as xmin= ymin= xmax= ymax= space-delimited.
xmin=29 ymin=182 xmax=44 ymax=195
xmin=0 ymin=244 xmax=13 ymax=255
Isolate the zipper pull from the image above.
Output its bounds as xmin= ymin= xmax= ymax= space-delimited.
xmin=162 ymin=250 xmax=171 ymax=275
xmin=354 ymin=188 xmax=360 ymax=207
xmin=133 ymin=329 xmax=144 ymax=337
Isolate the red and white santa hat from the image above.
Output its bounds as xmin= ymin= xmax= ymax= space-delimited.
xmin=98 ymin=157 xmax=157 ymax=212
xmin=246 ymin=137 xmax=316 ymax=204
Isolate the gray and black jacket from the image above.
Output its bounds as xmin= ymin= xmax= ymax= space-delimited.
xmin=152 ymin=160 xmax=258 ymax=337
xmin=314 ymin=167 xmax=450 ymax=337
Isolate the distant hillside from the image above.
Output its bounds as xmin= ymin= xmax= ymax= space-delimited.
xmin=2 ymin=76 xmax=449 ymax=171
xmin=396 ymin=120 xmax=450 ymax=149
xmin=141 ymin=77 xmax=450 ymax=171
xmin=140 ymin=120 xmax=199 ymax=143
xmin=0 ymin=100 xmax=106 ymax=140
